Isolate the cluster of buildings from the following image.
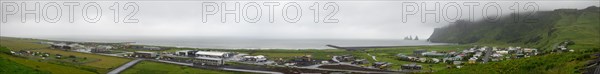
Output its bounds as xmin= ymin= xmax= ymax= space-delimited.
xmin=281 ymin=55 xmax=327 ymax=66
xmin=397 ymin=46 xmax=540 ymax=69
xmin=43 ymin=42 xmax=115 ymax=53
xmin=553 ymin=40 xmax=575 ymax=52
xmin=332 ymin=55 xmax=392 ymax=69
xmin=130 ymin=50 xmax=237 ymax=66
xmin=10 ymin=50 xmax=79 ymax=61
xmin=130 ymin=46 xmax=164 ymax=50
xmin=334 ymin=55 xmax=370 ymax=65
xmin=129 ymin=50 xmax=272 ymax=66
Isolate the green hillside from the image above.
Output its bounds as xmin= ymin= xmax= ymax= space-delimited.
xmin=0 ymin=47 xmax=50 ymax=74
xmin=430 ymin=6 xmax=600 ymax=74
xmin=429 ymin=6 xmax=599 ymax=51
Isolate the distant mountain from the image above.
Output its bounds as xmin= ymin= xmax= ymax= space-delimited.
xmin=428 ymin=6 xmax=599 ymax=50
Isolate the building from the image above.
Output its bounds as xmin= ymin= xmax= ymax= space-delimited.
xmin=68 ymin=43 xmax=85 ymax=49
xmin=242 ymin=55 xmax=267 ymax=62
xmin=134 ymin=51 xmax=157 ymax=58
xmin=351 ymin=59 xmax=369 ymax=65
xmin=468 ymin=57 xmax=478 ymax=64
xmin=401 ymin=63 xmax=422 ymax=70
xmin=142 ymin=46 xmax=162 ymax=50
xmin=413 ymin=50 xmax=426 ymax=56
xmin=91 ymin=45 xmax=113 ymax=53
xmin=422 ymin=51 xmax=446 ymax=57
xmin=193 ymin=51 xmax=235 ymax=66
xmin=373 ymin=62 xmax=392 ymax=69
xmin=194 ymin=51 xmax=235 ymax=58
xmin=431 ymin=58 xmax=440 ymax=63
xmin=50 ymin=43 xmax=70 ymax=49
xmin=175 ymin=50 xmax=197 ymax=56
xmin=496 ymin=50 xmax=509 ymax=54
xmin=193 ymin=57 xmax=224 ymax=66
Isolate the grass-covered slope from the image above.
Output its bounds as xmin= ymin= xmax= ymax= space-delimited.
xmin=429 ymin=6 xmax=599 ymax=50
xmin=430 ymin=6 xmax=600 ymax=74
xmin=0 ymin=47 xmax=50 ymax=74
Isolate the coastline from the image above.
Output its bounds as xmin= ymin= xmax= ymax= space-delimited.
xmin=2 ymin=36 xmax=452 ymax=50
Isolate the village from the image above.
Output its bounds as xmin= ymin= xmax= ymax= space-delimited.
xmin=5 ymin=40 xmax=575 ymax=74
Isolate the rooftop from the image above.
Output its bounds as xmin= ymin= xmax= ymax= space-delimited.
xmin=195 ymin=56 xmax=223 ymax=60
xmin=195 ymin=51 xmax=230 ymax=56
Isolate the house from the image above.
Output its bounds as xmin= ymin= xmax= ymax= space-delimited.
xmin=491 ymin=53 xmax=503 ymax=58
xmin=401 ymin=63 xmax=422 ymax=70
xmin=422 ymin=51 xmax=446 ymax=57
xmin=373 ymin=62 xmax=392 ymax=69
xmin=431 ymin=58 xmax=440 ymax=63
xmin=523 ymin=48 xmax=538 ymax=56
xmin=337 ymin=55 xmax=356 ymax=62
xmin=68 ymin=43 xmax=85 ymax=49
xmin=496 ymin=50 xmax=509 ymax=54
xmin=418 ymin=58 xmax=427 ymax=62
xmin=468 ymin=57 xmax=478 ymax=64
xmin=473 ymin=52 xmax=483 ymax=57
xmin=134 ymin=51 xmax=157 ymax=58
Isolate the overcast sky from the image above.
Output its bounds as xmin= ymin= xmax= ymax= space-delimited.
xmin=1 ymin=0 xmax=598 ymax=40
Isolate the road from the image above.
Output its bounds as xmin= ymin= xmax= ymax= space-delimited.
xmin=595 ymin=64 xmax=600 ymax=74
xmin=107 ymin=59 xmax=143 ymax=74
xmin=296 ymin=64 xmax=398 ymax=74
xmin=222 ymin=68 xmax=283 ymax=74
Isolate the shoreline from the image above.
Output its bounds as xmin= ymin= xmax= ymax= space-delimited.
xmin=2 ymin=36 xmax=454 ymax=50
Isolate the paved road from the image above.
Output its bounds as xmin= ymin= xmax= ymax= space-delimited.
xmin=296 ymin=64 xmax=398 ymax=74
xmin=108 ymin=59 xmax=143 ymax=74
xmin=594 ymin=64 xmax=600 ymax=74
xmin=222 ymin=68 xmax=283 ymax=74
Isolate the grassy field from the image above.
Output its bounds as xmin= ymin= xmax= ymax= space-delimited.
xmin=0 ymin=37 xmax=48 ymax=50
xmin=0 ymin=55 xmax=50 ymax=74
xmin=121 ymin=61 xmax=248 ymax=74
xmin=0 ymin=54 xmax=96 ymax=74
xmin=31 ymin=49 xmax=131 ymax=73
xmin=0 ymin=37 xmax=132 ymax=73
xmin=0 ymin=36 xmax=260 ymax=74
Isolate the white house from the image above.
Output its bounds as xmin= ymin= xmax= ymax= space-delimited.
xmin=496 ymin=50 xmax=509 ymax=54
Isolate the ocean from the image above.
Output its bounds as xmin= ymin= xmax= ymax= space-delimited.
xmin=38 ymin=37 xmax=450 ymax=49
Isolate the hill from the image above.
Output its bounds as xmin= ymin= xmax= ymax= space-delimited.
xmin=428 ymin=6 xmax=599 ymax=50
xmin=430 ymin=6 xmax=600 ymax=74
